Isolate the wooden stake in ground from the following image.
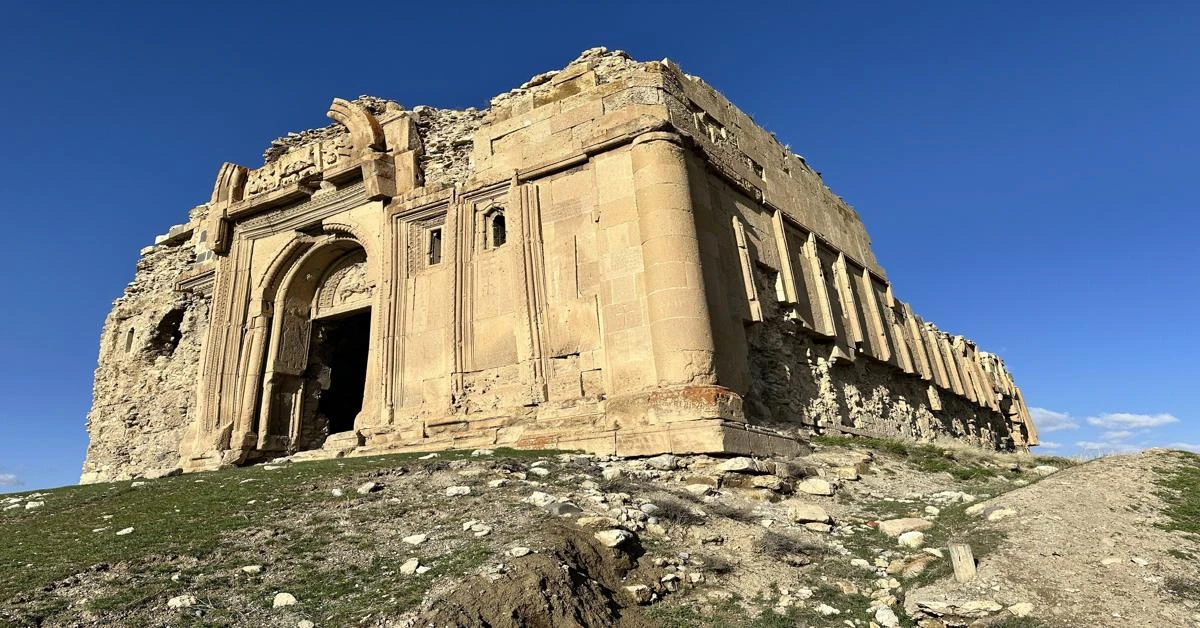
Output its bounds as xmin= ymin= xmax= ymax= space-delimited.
xmin=949 ymin=543 xmax=977 ymax=582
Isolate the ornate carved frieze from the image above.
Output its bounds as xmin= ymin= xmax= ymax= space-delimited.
xmin=238 ymin=182 xmax=366 ymax=239
xmin=245 ymin=135 xmax=354 ymax=199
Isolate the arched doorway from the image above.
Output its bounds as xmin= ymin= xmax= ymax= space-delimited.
xmin=256 ymin=238 xmax=375 ymax=456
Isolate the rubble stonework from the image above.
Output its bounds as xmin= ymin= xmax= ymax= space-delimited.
xmin=82 ymin=48 xmax=1037 ymax=482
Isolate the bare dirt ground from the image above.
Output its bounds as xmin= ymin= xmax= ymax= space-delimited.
xmin=907 ymin=449 xmax=1200 ymax=628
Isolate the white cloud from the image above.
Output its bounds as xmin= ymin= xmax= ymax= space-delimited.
xmin=1037 ymin=441 xmax=1062 ymax=450
xmin=1168 ymin=442 xmax=1200 ymax=453
xmin=1101 ymin=430 xmax=1134 ymax=441
xmin=1029 ymin=407 xmax=1079 ymax=432
xmin=1075 ymin=440 xmax=1141 ymax=454
xmin=0 ymin=473 xmax=19 ymax=487
xmin=1085 ymin=412 xmax=1179 ymax=429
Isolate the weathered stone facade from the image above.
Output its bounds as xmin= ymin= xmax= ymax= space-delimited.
xmin=82 ymin=48 xmax=1037 ymax=483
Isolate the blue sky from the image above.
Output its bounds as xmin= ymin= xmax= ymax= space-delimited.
xmin=0 ymin=1 xmax=1196 ymax=492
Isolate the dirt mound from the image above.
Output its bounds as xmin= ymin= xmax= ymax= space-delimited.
xmin=906 ymin=449 xmax=1200 ymax=627
xmin=420 ymin=525 xmax=654 ymax=627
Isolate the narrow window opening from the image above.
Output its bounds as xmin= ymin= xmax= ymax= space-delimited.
xmin=124 ymin=328 xmax=135 ymax=353
xmin=484 ymin=208 xmax=507 ymax=249
xmin=490 ymin=211 xmax=506 ymax=248
xmin=427 ymin=227 xmax=442 ymax=265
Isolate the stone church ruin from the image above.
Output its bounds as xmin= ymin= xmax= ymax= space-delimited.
xmin=82 ymin=48 xmax=1037 ymax=483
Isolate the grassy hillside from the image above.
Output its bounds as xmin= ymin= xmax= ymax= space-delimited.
xmin=4 ymin=441 xmax=1192 ymax=628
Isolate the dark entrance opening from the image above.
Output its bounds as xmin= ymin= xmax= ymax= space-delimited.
xmin=313 ymin=309 xmax=371 ymax=435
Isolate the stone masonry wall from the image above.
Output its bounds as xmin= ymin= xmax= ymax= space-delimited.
xmin=84 ymin=48 xmax=1034 ymax=483
xmin=744 ymin=270 xmax=1011 ymax=449
xmin=81 ymin=217 xmax=211 ymax=483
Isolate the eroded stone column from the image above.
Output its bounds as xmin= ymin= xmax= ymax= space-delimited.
xmin=631 ymin=131 xmax=717 ymax=387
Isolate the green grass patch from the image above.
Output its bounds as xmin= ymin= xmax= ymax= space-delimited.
xmin=0 ymin=448 xmax=547 ymax=620
xmin=1152 ymin=451 xmax=1200 ymax=541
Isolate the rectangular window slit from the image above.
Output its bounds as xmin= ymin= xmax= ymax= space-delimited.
xmin=428 ymin=228 xmax=442 ymax=265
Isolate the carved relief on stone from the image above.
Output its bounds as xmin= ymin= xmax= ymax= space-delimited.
xmin=406 ymin=213 xmax=447 ymax=274
xmin=315 ymin=251 xmax=372 ymax=317
xmin=244 ymin=135 xmax=355 ymax=199
xmin=277 ymin=306 xmax=312 ymax=376
xmin=319 ymin=134 xmax=353 ymax=170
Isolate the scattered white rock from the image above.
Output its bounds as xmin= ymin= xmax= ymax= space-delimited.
xmin=644 ymin=454 xmax=680 ymax=470
xmin=1031 ymin=465 xmax=1059 ymax=476
xmin=400 ymin=558 xmax=421 ymax=575
xmin=601 ymin=468 xmax=622 ymax=481
xmin=526 ymin=491 xmax=556 ymax=507
xmin=898 ymin=531 xmax=926 ymax=549
xmin=1101 ymin=557 xmax=1121 ymax=566
xmin=1131 ymin=556 xmax=1150 ymax=566
xmin=850 ymin=558 xmax=873 ymax=570
xmin=402 ymin=534 xmax=428 ymax=546
xmin=985 ymin=507 xmax=1017 ymax=522
xmin=241 ymin=565 xmax=263 ymax=574
xmin=1009 ymin=602 xmax=1034 ymax=617
xmin=815 ymin=603 xmax=841 ymax=616
xmin=595 ymin=529 xmax=634 ymax=548
xmin=796 ymin=478 xmax=835 ymax=496
xmin=878 ymin=518 xmax=932 ymax=537
xmin=131 ymin=481 xmax=146 ymax=487
xmin=272 ymin=592 xmax=298 ymax=608
xmin=471 ymin=449 xmax=494 ymax=456
xmin=683 ymin=484 xmax=713 ymax=497
xmin=924 ymin=506 xmax=940 ymax=516
xmin=298 ymin=621 xmax=316 ymax=628
xmin=961 ymin=600 xmax=1003 ymax=614
xmin=418 ymin=453 xmax=439 ymax=460
xmin=24 ymin=501 xmax=44 ymax=510
xmin=625 ymin=584 xmax=653 ymax=604
xmin=529 ymin=467 xmax=551 ymax=478
xmin=832 ymin=466 xmax=860 ymax=481
xmin=660 ymin=573 xmax=681 ymax=592
xmin=357 ymin=481 xmax=381 ymax=495
xmin=546 ymin=502 xmax=584 ymax=517
xmin=167 ymin=594 xmax=197 ymax=609
xmin=487 ymin=479 xmax=507 ymax=488
xmin=717 ymin=457 xmax=765 ymax=474
xmin=787 ymin=503 xmax=832 ymax=524
xmin=875 ymin=606 xmax=900 ymax=627
xmin=330 ymin=489 xmax=344 ymax=497
xmin=508 ymin=546 xmax=532 ymax=557
xmin=116 ymin=527 xmax=134 ymax=536
xmin=445 ymin=486 xmax=471 ymax=497
xmin=471 ymin=524 xmax=493 ymax=537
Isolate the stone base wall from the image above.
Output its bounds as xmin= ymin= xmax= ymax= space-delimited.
xmin=746 ymin=317 xmax=1013 ymax=450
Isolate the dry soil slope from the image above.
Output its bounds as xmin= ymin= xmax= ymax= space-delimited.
xmin=907 ymin=449 xmax=1200 ymax=627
